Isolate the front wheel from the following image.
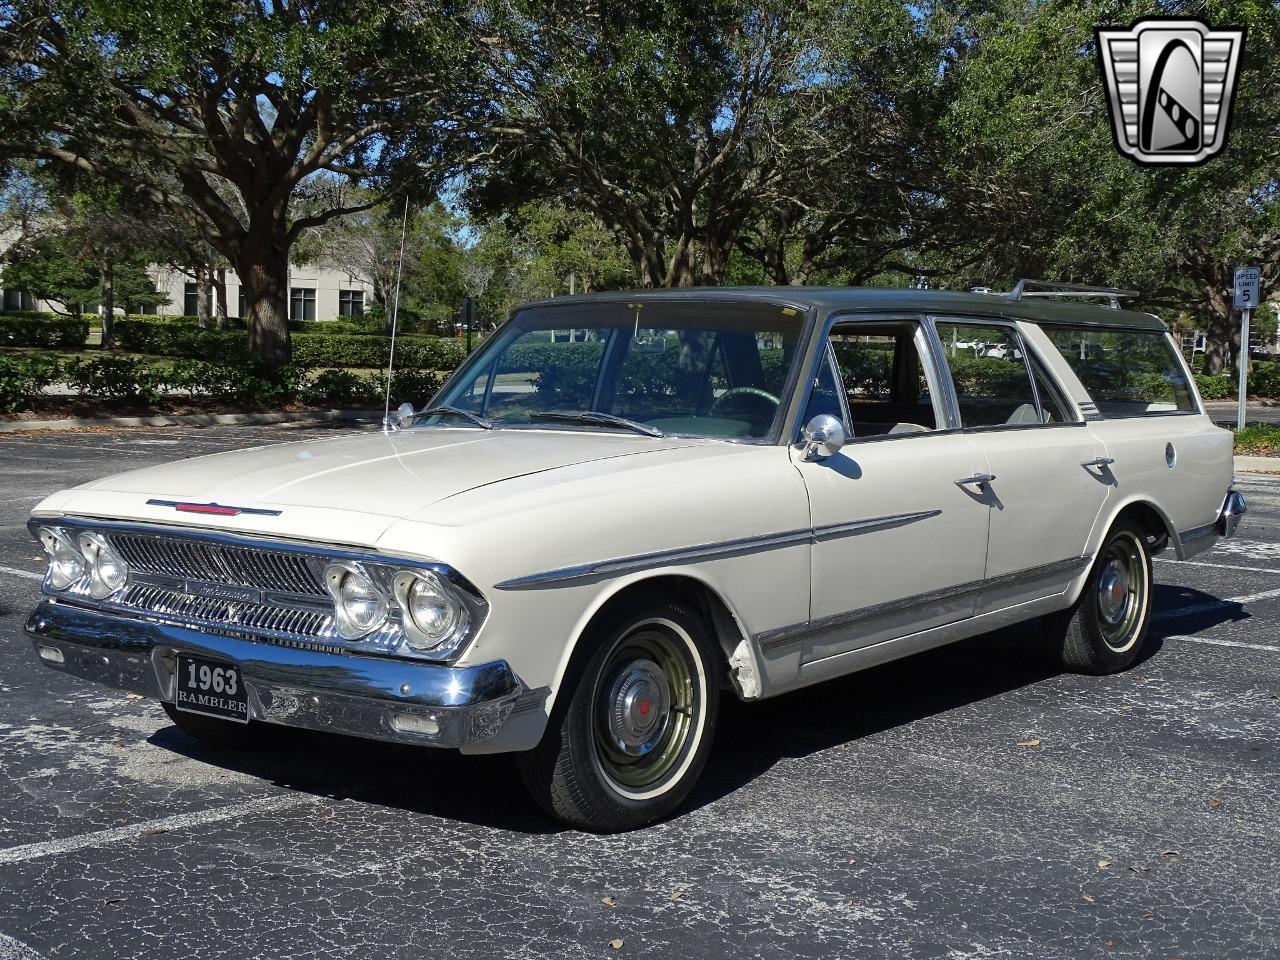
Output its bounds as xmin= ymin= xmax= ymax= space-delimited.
xmin=517 ymin=596 xmax=720 ymax=832
xmin=1045 ymin=518 xmax=1153 ymax=674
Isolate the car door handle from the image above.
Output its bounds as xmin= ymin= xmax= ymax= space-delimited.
xmin=1080 ymin=457 xmax=1115 ymax=468
xmin=954 ymin=473 xmax=996 ymax=487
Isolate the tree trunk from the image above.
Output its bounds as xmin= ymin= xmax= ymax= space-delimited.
xmin=1202 ymin=282 xmax=1236 ymax=376
xmin=238 ymin=227 xmax=292 ymax=371
xmin=195 ymin=265 xmax=213 ymax=329
xmin=213 ymin=268 xmax=228 ymax=330
xmin=99 ymin=259 xmax=114 ymax=349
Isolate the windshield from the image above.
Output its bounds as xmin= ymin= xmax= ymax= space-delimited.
xmin=429 ymin=301 xmax=807 ymax=441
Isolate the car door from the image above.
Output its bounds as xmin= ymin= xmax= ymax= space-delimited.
xmin=788 ymin=318 xmax=991 ymax=665
xmin=931 ymin=317 xmax=1112 ymax=614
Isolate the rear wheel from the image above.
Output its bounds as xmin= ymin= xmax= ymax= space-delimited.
xmin=1045 ymin=519 xmax=1153 ymax=674
xmin=162 ymin=703 xmax=263 ymax=749
xmin=517 ymin=596 xmax=719 ymax=832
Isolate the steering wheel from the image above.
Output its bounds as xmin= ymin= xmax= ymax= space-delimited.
xmin=709 ymin=386 xmax=780 ymax=421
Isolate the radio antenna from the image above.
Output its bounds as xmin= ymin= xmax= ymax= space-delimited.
xmin=382 ymin=194 xmax=411 ymax=432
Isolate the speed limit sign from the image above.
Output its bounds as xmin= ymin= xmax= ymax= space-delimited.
xmin=1234 ymin=266 xmax=1261 ymax=309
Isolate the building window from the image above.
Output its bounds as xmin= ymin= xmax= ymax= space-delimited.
xmin=236 ymin=288 xmax=245 ymax=319
xmin=338 ymin=289 xmax=364 ymax=318
xmin=183 ymin=282 xmax=212 ymax=317
xmin=290 ymin=287 xmax=316 ymax=322
xmin=3 ymin=288 xmax=25 ymax=311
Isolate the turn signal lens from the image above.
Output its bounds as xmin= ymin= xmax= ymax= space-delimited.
xmin=324 ymin=563 xmax=389 ymax=639
xmin=38 ymin=527 xmax=85 ymax=591
xmin=78 ymin=532 xmax=129 ymax=599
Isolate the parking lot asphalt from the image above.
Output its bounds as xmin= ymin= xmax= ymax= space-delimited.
xmin=0 ymin=422 xmax=1276 ymax=960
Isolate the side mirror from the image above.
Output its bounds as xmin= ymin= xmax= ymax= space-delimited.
xmin=801 ymin=414 xmax=846 ymax=461
xmin=396 ymin=401 xmax=416 ymax=426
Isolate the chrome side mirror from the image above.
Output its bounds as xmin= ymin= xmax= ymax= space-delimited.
xmin=800 ymin=414 xmax=846 ymax=461
xmin=383 ymin=402 xmax=418 ymax=433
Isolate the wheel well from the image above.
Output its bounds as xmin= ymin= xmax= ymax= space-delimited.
xmin=1114 ymin=501 xmax=1173 ymax=555
xmin=579 ymin=575 xmax=758 ymax=700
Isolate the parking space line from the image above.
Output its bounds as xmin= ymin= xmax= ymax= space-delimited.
xmin=0 ymin=566 xmax=42 ymax=582
xmin=0 ymin=794 xmax=317 ymax=866
xmin=1156 ymin=558 xmax=1280 ymax=575
xmin=1165 ymin=634 xmax=1280 ymax=654
xmin=0 ymin=931 xmax=46 ymax=960
xmin=1155 ymin=586 xmax=1280 ymax=620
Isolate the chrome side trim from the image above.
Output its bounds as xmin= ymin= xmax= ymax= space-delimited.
xmin=493 ymin=510 xmax=943 ymax=590
xmin=757 ymin=555 xmax=1091 ymax=650
xmin=1179 ymin=522 xmax=1217 ymax=544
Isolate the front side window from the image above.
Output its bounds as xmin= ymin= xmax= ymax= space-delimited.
xmin=433 ymin=302 xmax=806 ymax=441
xmin=804 ymin=322 xmax=939 ymax=436
xmin=1044 ymin=327 xmax=1195 ymax=416
xmin=936 ymin=322 xmax=1040 ymax=427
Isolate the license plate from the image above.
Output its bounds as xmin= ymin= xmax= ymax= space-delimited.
xmin=174 ymin=654 xmax=249 ymax=723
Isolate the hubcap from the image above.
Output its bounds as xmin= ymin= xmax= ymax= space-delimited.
xmin=1096 ymin=532 xmax=1146 ymax=652
xmin=606 ymin=658 xmax=672 ymax=756
xmin=591 ymin=624 xmax=699 ymax=794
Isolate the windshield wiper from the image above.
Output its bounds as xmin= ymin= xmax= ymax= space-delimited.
xmin=418 ymin=405 xmax=494 ymax=430
xmin=529 ymin=411 xmax=664 ymax=438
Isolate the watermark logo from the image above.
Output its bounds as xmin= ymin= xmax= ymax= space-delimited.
xmin=1096 ymin=18 xmax=1245 ymax=166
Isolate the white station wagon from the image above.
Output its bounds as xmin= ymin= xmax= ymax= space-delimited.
xmin=26 ymin=284 xmax=1245 ymax=831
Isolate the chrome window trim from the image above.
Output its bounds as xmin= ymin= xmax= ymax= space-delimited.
xmin=756 ymin=555 xmax=1091 ymax=650
xmin=494 ymin=509 xmax=942 ymax=590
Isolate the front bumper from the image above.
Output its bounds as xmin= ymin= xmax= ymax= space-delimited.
xmin=25 ymin=601 xmax=549 ymax=753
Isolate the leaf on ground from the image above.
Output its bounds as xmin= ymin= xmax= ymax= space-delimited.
xmin=601 ymin=896 xmax=616 ymax=907
xmin=1017 ymin=738 xmax=1041 ymax=747
xmin=1160 ymin=850 xmax=1180 ymax=860
xmin=1082 ymin=894 xmax=1095 ymax=903
xmin=125 ymin=693 xmax=143 ymax=699
xmin=1097 ymin=859 xmax=1112 ymax=869
xmin=609 ymin=939 xmax=624 ymax=950
xmin=1208 ymin=798 xmax=1222 ymax=809
xmin=103 ymin=897 xmax=125 ymax=905
xmin=140 ymin=827 xmax=168 ymax=837
xmin=669 ymin=891 xmax=686 ymax=901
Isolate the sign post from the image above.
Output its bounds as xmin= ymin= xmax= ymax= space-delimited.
xmin=1234 ymin=267 xmax=1261 ymax=430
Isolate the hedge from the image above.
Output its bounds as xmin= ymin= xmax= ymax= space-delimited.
xmin=121 ymin=314 xmax=386 ymax=335
xmin=1194 ymin=373 xmax=1232 ymax=400
xmin=0 ymin=314 xmax=90 ymax=350
xmin=0 ymin=355 xmax=62 ymax=412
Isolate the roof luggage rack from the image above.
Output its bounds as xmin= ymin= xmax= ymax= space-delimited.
xmin=972 ymin=279 xmax=1140 ymax=311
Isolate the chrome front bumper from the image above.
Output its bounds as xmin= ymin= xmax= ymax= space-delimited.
xmin=25 ymin=601 xmax=549 ymax=753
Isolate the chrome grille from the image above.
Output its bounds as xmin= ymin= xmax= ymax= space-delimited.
xmin=119 ymin=584 xmax=335 ymax=640
xmin=111 ymin=533 xmax=326 ymax=597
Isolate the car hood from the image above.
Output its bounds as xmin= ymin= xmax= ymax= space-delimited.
xmin=43 ymin=428 xmax=700 ymax=541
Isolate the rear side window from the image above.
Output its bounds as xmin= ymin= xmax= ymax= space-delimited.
xmin=1044 ymin=327 xmax=1196 ymax=417
xmin=935 ymin=321 xmax=1040 ymax=427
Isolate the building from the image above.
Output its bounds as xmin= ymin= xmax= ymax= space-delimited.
xmin=147 ymin=265 xmax=375 ymax=322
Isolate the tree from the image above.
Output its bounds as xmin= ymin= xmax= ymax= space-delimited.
xmin=0 ymin=0 xmax=474 ymax=368
xmin=467 ymin=0 xmax=942 ymax=288
xmin=2 ymin=227 xmax=165 ymax=318
xmin=936 ymin=0 xmax=1280 ymax=374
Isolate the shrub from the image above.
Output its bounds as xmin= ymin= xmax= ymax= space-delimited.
xmin=291 ymin=333 xmax=466 ymax=370
xmin=165 ymin=358 xmax=300 ymax=405
xmin=301 ymin=369 xmax=382 ymax=408
xmin=0 ymin=314 xmax=90 ymax=350
xmin=62 ymin=356 xmax=168 ymax=403
xmin=1248 ymin=361 xmax=1280 ymax=398
xmin=1195 ymin=373 xmax=1233 ymax=400
xmin=113 ymin=319 xmax=250 ymax=359
xmin=0 ymin=355 xmax=61 ymax=413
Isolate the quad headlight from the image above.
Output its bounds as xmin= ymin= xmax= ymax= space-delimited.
xmin=77 ymin=531 xmax=129 ymax=599
xmin=324 ymin=562 xmax=390 ymax=639
xmin=393 ymin=570 xmax=468 ymax=654
xmin=37 ymin=526 xmax=85 ymax=591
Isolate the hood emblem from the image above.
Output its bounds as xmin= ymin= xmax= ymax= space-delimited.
xmin=147 ymin=499 xmax=282 ymax=518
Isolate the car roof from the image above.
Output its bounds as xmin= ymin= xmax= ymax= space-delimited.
xmin=518 ymin=286 xmax=1168 ymax=331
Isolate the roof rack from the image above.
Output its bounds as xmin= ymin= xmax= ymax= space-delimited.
xmin=971 ymin=279 xmax=1140 ymax=311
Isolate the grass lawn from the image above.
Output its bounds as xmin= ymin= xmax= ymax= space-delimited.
xmin=1235 ymin=424 xmax=1280 ymax=456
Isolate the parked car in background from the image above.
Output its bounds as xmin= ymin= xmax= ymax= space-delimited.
xmin=25 ymin=284 xmax=1244 ymax=831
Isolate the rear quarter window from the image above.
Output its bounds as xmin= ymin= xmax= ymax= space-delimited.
xmin=1044 ymin=327 xmax=1197 ymax=417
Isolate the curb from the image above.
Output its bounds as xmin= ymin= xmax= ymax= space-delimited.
xmin=1234 ymin=455 xmax=1280 ymax=475
xmin=0 ymin=409 xmax=383 ymax=434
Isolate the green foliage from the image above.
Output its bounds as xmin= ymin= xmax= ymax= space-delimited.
xmin=1249 ymin=362 xmax=1280 ymax=399
xmin=62 ymin=355 xmax=168 ymax=402
xmin=291 ymin=333 xmax=466 ymax=370
xmin=113 ymin=320 xmax=249 ymax=359
xmin=1234 ymin=424 xmax=1280 ymax=456
xmin=1195 ymin=374 xmax=1233 ymax=401
xmin=0 ymin=314 xmax=89 ymax=349
xmin=301 ymin=369 xmax=382 ymax=408
xmin=0 ymin=354 xmax=61 ymax=412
